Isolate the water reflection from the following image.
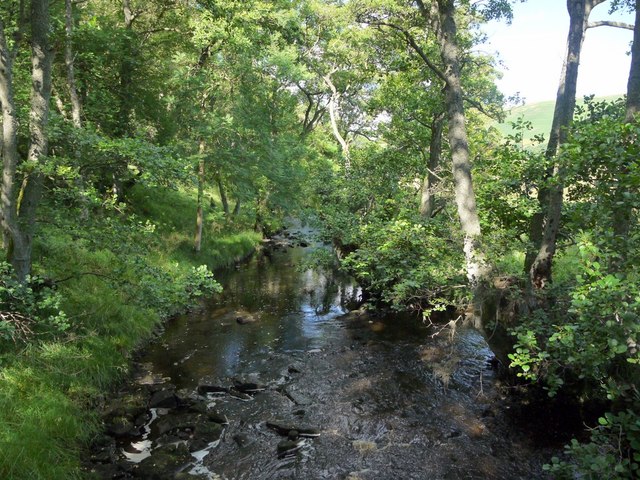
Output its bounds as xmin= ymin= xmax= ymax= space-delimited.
xmin=143 ymin=242 xmax=361 ymax=389
xmin=131 ymin=231 xmax=551 ymax=480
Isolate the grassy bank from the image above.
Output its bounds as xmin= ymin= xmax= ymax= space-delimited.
xmin=0 ymin=184 xmax=261 ymax=479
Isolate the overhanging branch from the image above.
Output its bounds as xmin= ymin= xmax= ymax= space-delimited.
xmin=587 ymin=20 xmax=634 ymax=30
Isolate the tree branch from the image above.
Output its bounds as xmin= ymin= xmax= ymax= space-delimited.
xmin=368 ymin=21 xmax=448 ymax=85
xmin=140 ymin=27 xmax=184 ymax=36
xmin=463 ymin=96 xmax=500 ymax=120
xmin=587 ymin=20 xmax=634 ymax=30
xmin=53 ymin=271 xmax=122 ymax=285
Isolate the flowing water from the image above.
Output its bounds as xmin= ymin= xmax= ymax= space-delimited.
xmin=99 ymin=226 xmax=557 ymax=479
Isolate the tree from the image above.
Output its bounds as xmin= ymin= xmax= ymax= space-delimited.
xmin=65 ymin=0 xmax=82 ymax=129
xmin=0 ymin=0 xmax=53 ymax=282
xmin=526 ymin=0 xmax=635 ymax=289
xmin=415 ymin=0 xmax=492 ymax=323
xmin=626 ymin=1 xmax=640 ymax=122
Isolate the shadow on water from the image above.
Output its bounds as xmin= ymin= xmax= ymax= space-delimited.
xmin=96 ymin=226 xmax=558 ymax=479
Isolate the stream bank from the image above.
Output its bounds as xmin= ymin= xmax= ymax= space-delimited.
xmin=86 ymin=226 xmax=561 ymax=479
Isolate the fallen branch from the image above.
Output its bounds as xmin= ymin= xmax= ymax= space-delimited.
xmin=0 ymin=311 xmax=34 ymax=342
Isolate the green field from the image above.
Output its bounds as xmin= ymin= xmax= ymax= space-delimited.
xmin=492 ymin=94 xmax=623 ymax=145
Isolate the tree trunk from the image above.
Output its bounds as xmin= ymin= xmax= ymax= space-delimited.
xmin=528 ymin=0 xmax=603 ymax=289
xmin=117 ymin=0 xmax=135 ymax=137
xmin=411 ymin=0 xmax=490 ymax=325
xmin=420 ymin=112 xmax=444 ymax=218
xmin=65 ymin=0 xmax=82 ymax=129
xmin=611 ymin=1 xmax=640 ymax=260
xmin=64 ymin=0 xmax=90 ymax=220
xmin=194 ymin=140 xmax=205 ymax=253
xmin=625 ymin=1 xmax=640 ymax=123
xmin=232 ymin=198 xmax=241 ymax=216
xmin=217 ymin=175 xmax=229 ymax=216
xmin=323 ymin=73 xmax=350 ymax=171
xmin=0 ymin=0 xmax=52 ymax=282
xmin=418 ymin=0 xmax=489 ymax=326
xmin=0 ymin=19 xmax=22 ymax=270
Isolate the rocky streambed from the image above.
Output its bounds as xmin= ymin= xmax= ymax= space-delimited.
xmin=85 ymin=227 xmax=558 ymax=479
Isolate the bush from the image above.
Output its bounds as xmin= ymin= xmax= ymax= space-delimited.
xmin=0 ymin=263 xmax=69 ymax=344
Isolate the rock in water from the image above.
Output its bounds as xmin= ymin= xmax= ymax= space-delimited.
xmin=196 ymin=384 xmax=228 ymax=396
xmin=207 ymin=411 xmax=229 ymax=425
xmin=235 ymin=310 xmax=258 ymax=325
xmin=277 ymin=439 xmax=304 ymax=456
xmin=228 ymin=389 xmax=253 ymax=401
xmin=266 ymin=421 xmax=321 ymax=438
xmin=234 ymin=382 xmax=266 ymax=394
xmin=233 ymin=433 xmax=252 ymax=448
xmin=149 ymin=389 xmax=178 ymax=409
xmin=105 ymin=417 xmax=136 ymax=438
xmin=134 ymin=443 xmax=191 ymax=479
xmin=236 ymin=315 xmax=256 ymax=325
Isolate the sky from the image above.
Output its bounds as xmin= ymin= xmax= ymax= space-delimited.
xmin=482 ymin=0 xmax=635 ymax=104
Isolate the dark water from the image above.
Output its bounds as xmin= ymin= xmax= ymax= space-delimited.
xmin=121 ymin=227 xmax=552 ymax=479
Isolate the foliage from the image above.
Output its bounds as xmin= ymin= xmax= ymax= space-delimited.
xmin=0 ymin=264 xmax=69 ymax=344
xmin=342 ymin=216 xmax=467 ymax=312
xmin=1 ymin=0 xmax=638 ymax=478
xmin=0 ymin=180 xmax=260 ymax=478
xmin=503 ymin=99 xmax=640 ymax=478
xmin=545 ymin=409 xmax=640 ymax=479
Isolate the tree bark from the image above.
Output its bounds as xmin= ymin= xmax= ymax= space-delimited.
xmin=323 ymin=73 xmax=350 ymax=171
xmin=0 ymin=19 xmax=22 ymax=268
xmin=0 ymin=0 xmax=52 ymax=282
xmin=217 ymin=175 xmax=229 ymax=216
xmin=232 ymin=198 xmax=241 ymax=216
xmin=117 ymin=0 xmax=135 ymax=137
xmin=194 ymin=140 xmax=205 ymax=253
xmin=611 ymin=0 xmax=640 ymax=260
xmin=528 ymin=0 xmax=603 ymax=289
xmin=65 ymin=0 xmax=82 ymax=129
xmin=435 ymin=1 xmax=489 ymax=290
xmin=420 ymin=112 xmax=444 ymax=218
xmin=626 ymin=1 xmax=640 ymax=123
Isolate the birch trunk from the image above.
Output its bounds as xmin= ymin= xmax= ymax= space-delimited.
xmin=323 ymin=73 xmax=350 ymax=171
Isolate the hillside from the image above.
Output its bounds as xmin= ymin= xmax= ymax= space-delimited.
xmin=492 ymin=94 xmax=623 ymax=145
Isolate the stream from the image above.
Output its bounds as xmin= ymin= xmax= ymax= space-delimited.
xmin=87 ymin=226 xmax=557 ymax=479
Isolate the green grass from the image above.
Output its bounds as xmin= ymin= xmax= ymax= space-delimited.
xmin=0 ymin=183 xmax=262 ymax=479
xmin=492 ymin=94 xmax=623 ymax=146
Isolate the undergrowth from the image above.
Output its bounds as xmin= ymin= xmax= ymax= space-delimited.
xmin=0 ymin=184 xmax=261 ymax=479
